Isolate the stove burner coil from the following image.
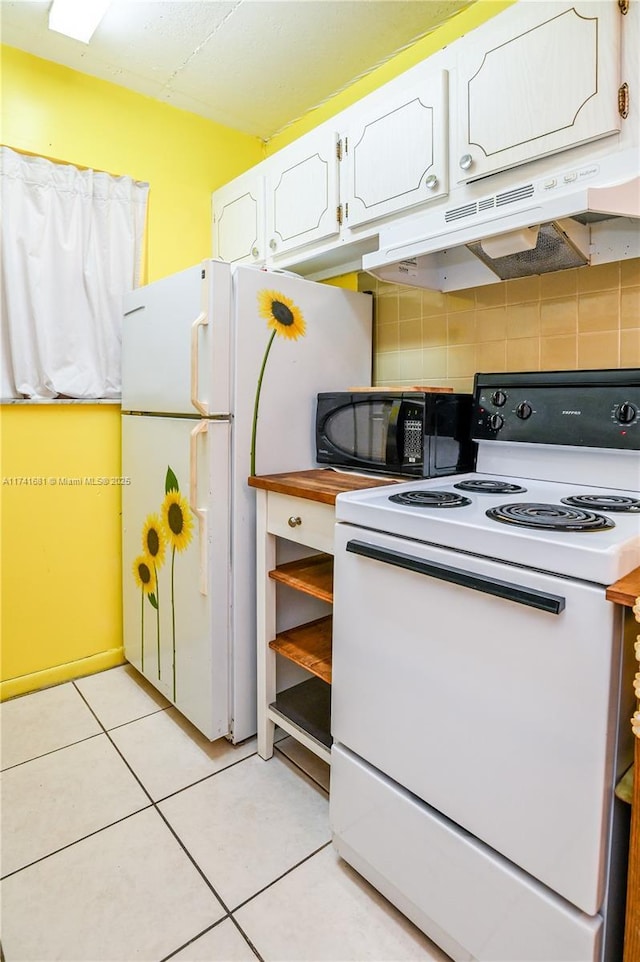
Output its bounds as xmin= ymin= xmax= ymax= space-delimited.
xmin=389 ymin=490 xmax=472 ymax=509
xmin=561 ymin=494 xmax=640 ymax=513
xmin=454 ymin=479 xmax=528 ymax=494
xmin=486 ymin=502 xmax=615 ymax=532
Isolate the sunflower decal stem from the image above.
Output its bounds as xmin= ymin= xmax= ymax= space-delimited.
xmin=161 ymin=467 xmax=194 ymax=702
xmin=142 ymin=514 xmax=166 ymax=679
xmin=251 ymin=289 xmax=306 ymax=476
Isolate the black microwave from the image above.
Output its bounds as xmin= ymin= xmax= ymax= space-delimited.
xmin=316 ymin=391 xmax=477 ymax=478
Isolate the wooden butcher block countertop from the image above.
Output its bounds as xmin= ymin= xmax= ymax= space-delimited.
xmin=607 ymin=568 xmax=640 ymax=607
xmin=247 ymin=468 xmax=401 ymax=503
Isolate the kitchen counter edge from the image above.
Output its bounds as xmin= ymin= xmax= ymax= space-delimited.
xmin=247 ymin=468 xmax=401 ymax=505
xmin=607 ymin=569 xmax=640 ymax=608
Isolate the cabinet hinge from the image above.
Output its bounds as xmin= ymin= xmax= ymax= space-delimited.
xmin=618 ymin=82 xmax=630 ymax=119
xmin=337 ymin=204 xmax=343 ymax=226
xmin=336 ymin=139 xmax=343 ymax=161
xmin=618 ymin=0 xmax=629 ymax=14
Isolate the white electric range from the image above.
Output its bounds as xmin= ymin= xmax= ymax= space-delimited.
xmin=330 ymin=369 xmax=640 ymax=962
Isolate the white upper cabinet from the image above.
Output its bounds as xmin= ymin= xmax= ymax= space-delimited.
xmin=344 ymin=67 xmax=448 ymax=229
xmin=455 ymin=1 xmax=622 ymax=183
xmin=264 ymin=127 xmax=341 ymax=259
xmin=212 ymin=167 xmax=265 ymax=265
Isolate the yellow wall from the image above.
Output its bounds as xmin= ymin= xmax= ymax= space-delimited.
xmin=1 ymin=406 xmax=125 ymax=694
xmin=1 ymin=45 xmax=264 ymax=282
xmin=0 ymin=47 xmax=263 ymax=698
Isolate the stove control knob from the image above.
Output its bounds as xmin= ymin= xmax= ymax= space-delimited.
xmin=516 ymin=401 xmax=533 ymax=420
xmin=491 ymin=390 xmax=507 ymax=407
xmin=616 ymin=401 xmax=638 ymax=424
xmin=489 ymin=413 xmax=504 ymax=431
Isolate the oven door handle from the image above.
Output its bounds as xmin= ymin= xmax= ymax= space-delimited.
xmin=345 ymin=540 xmax=566 ymax=614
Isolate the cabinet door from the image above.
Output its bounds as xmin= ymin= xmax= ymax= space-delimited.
xmin=212 ymin=168 xmax=265 ymax=264
xmin=455 ymin=1 xmax=621 ymax=183
xmin=345 ymin=68 xmax=448 ymax=229
xmin=265 ymin=127 xmax=340 ymax=259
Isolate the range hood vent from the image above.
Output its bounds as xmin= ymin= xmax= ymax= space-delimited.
xmin=363 ymin=162 xmax=639 ymax=293
xmin=445 ymin=184 xmax=535 ymax=223
xmin=466 ymin=219 xmax=590 ymax=281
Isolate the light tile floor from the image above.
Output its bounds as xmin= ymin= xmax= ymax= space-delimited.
xmin=0 ymin=665 xmax=449 ymax=962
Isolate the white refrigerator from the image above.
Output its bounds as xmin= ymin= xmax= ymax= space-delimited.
xmin=121 ymin=260 xmax=372 ymax=742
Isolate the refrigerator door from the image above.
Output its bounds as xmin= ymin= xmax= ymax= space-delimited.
xmin=122 ymin=260 xmax=232 ymax=416
xmin=228 ymin=266 xmax=373 ymax=742
xmin=232 ymin=266 xmax=373 ymax=475
xmin=122 ymin=413 xmax=230 ymax=739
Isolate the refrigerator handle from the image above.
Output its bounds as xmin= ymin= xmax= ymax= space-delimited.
xmin=190 ymin=421 xmax=208 ymax=596
xmin=191 ymin=312 xmax=209 ymax=416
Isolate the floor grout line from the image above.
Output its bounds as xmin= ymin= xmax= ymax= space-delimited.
xmin=227 ymin=913 xmax=266 ymax=962
xmin=0 ymin=729 xmax=104 ymax=773
xmin=158 ymin=917 xmax=232 ymax=962
xmin=0 ymin=803 xmax=154 ymax=882
xmin=154 ymin=747 xmax=259 ymax=805
xmin=230 ymin=839 xmax=333 ymax=915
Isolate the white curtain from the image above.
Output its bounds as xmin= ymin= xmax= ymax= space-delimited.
xmin=0 ymin=147 xmax=149 ymax=399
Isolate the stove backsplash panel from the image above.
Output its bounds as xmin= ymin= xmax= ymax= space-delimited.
xmin=362 ymin=258 xmax=639 ymax=393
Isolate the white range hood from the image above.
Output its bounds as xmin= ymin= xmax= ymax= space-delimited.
xmin=363 ymin=151 xmax=640 ymax=292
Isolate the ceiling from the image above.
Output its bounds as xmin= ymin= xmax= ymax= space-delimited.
xmin=1 ymin=0 xmax=472 ymax=140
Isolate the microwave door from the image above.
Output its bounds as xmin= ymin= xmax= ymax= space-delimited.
xmin=323 ymin=399 xmax=393 ymax=468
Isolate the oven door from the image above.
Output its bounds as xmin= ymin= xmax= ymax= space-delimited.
xmin=331 ymin=522 xmax=628 ymax=917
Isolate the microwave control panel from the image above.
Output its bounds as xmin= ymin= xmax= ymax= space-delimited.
xmin=401 ymin=406 xmax=424 ymax=464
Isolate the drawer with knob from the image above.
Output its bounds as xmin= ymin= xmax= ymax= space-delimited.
xmin=266 ymin=492 xmax=335 ymax=553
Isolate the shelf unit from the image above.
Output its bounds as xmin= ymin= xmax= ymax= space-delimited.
xmin=250 ymin=469 xmax=398 ymax=767
xmin=269 ymin=553 xmax=333 ymax=602
xmin=268 ymin=554 xmax=334 ymax=685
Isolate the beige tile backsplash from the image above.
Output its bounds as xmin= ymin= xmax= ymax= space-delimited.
xmin=360 ymin=259 xmax=640 ymax=393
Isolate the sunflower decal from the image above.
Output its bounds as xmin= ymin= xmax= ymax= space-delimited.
xmin=133 ymin=555 xmax=156 ymax=672
xmin=163 ymin=466 xmax=193 ymax=701
xmin=133 ymin=556 xmax=156 ymax=594
xmin=131 ymin=465 xmax=194 ymax=702
xmin=162 ymin=490 xmax=193 ymax=553
xmin=251 ymin=289 xmax=306 ymax=474
xmin=142 ymin=514 xmax=166 ymax=677
xmin=143 ymin=514 xmax=166 ymax=568
xmin=257 ymin=289 xmax=306 ymax=340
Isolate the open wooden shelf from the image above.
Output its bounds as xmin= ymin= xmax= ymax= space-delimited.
xmin=269 ymin=615 xmax=332 ymax=684
xmin=268 ymin=554 xmax=333 ymax=603
xmin=270 ymin=677 xmax=332 ymax=750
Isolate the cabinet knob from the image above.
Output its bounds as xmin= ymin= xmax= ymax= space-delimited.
xmin=459 ymin=153 xmax=473 ymax=171
xmin=269 ymin=238 xmax=277 ymax=251
xmin=425 ymin=174 xmax=439 ymax=190
xmin=287 ymin=516 xmax=302 ymax=528
xmin=251 ymin=247 xmax=260 ymax=258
